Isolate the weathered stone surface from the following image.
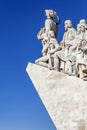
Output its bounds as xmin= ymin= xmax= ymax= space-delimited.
xmin=26 ymin=62 xmax=87 ymax=130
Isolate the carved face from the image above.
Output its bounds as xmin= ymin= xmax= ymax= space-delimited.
xmin=77 ymin=24 xmax=85 ymax=33
xmin=49 ymin=10 xmax=57 ymax=18
xmin=45 ymin=10 xmax=57 ymax=18
xmin=64 ymin=20 xmax=72 ymax=31
xmin=80 ymin=25 xmax=85 ymax=32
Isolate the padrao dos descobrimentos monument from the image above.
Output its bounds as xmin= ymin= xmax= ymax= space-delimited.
xmin=26 ymin=9 xmax=87 ymax=130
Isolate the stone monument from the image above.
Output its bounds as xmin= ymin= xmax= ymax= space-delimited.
xmin=26 ymin=10 xmax=87 ymax=130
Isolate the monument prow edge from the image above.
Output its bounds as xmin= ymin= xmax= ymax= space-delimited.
xmin=26 ymin=62 xmax=87 ymax=130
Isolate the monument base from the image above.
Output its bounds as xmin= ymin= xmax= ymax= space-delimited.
xmin=26 ymin=62 xmax=87 ymax=130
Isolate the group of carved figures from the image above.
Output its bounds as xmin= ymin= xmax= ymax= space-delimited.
xmin=35 ymin=9 xmax=87 ymax=80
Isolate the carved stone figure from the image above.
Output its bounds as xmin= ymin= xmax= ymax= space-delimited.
xmin=60 ymin=20 xmax=76 ymax=54
xmin=35 ymin=9 xmax=87 ymax=80
xmin=75 ymin=20 xmax=87 ymax=79
xmin=35 ymin=30 xmax=61 ymax=69
xmin=35 ymin=9 xmax=61 ymax=69
xmin=53 ymin=20 xmax=76 ymax=74
xmin=44 ymin=9 xmax=60 ymax=39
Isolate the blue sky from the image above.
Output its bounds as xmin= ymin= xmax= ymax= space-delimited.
xmin=0 ymin=0 xmax=87 ymax=130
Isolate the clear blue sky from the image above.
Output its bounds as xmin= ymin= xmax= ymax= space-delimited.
xmin=0 ymin=0 xmax=87 ymax=130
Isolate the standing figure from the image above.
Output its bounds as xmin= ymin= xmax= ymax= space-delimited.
xmin=60 ymin=20 xmax=76 ymax=54
xmin=53 ymin=20 xmax=76 ymax=74
xmin=75 ymin=19 xmax=87 ymax=79
xmin=35 ymin=9 xmax=61 ymax=68
xmin=44 ymin=9 xmax=60 ymax=39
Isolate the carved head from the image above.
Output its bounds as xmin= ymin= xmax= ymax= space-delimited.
xmin=64 ymin=20 xmax=72 ymax=31
xmin=79 ymin=19 xmax=87 ymax=31
xmin=80 ymin=19 xmax=86 ymax=25
xmin=45 ymin=9 xmax=57 ymax=19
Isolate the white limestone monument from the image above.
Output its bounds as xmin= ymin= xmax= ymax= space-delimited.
xmin=26 ymin=9 xmax=87 ymax=130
